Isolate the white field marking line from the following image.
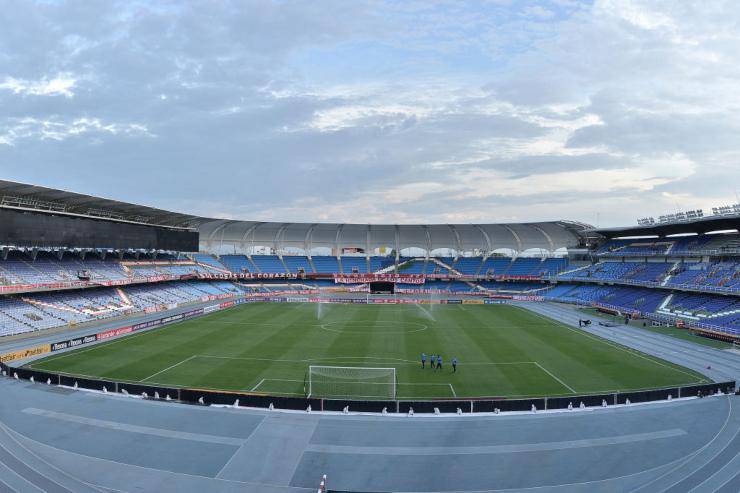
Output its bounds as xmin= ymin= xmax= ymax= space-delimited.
xmin=194 ymin=353 xmax=536 ymax=367
xmin=449 ymin=383 xmax=457 ymax=397
xmin=522 ymin=307 xmax=707 ymax=382
xmin=140 ymin=355 xmax=197 ymax=382
xmin=260 ymin=378 xmax=451 ymax=388
xmin=249 ymin=379 xmax=266 ymax=392
xmin=534 ymin=362 xmax=576 ymax=394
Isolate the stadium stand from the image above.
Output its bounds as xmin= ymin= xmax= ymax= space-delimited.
xmin=340 ymin=256 xmax=368 ymax=273
xmin=282 ymin=255 xmax=314 ymax=274
xmin=219 ymin=255 xmax=254 ymax=273
xmin=312 ymin=256 xmax=340 ymax=274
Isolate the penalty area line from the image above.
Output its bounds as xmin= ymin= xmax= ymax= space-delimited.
xmin=141 ymin=355 xmax=197 ymax=382
xmin=449 ymin=384 xmax=457 ymax=398
xmin=250 ymin=378 xmax=266 ymax=392
xmin=534 ymin=362 xmax=576 ymax=394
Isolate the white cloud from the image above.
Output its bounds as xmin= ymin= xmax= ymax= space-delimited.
xmin=0 ymin=117 xmax=152 ymax=146
xmin=0 ymin=74 xmax=77 ymax=98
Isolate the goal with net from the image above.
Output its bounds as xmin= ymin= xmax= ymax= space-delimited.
xmin=306 ymin=365 xmax=397 ymax=400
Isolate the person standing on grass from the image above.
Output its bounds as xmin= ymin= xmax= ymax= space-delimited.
xmin=430 ymin=354 xmax=436 ymax=369
xmin=452 ymin=357 xmax=457 ymax=373
xmin=421 ymin=352 xmax=426 ymax=369
xmin=436 ymin=354 xmax=443 ymax=371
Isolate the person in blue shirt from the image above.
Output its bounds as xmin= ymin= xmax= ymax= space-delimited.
xmin=421 ymin=352 xmax=426 ymax=369
xmin=436 ymin=354 xmax=443 ymax=371
xmin=430 ymin=354 xmax=436 ymax=369
xmin=452 ymin=357 xmax=458 ymax=373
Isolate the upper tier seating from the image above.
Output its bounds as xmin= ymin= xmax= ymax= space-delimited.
xmin=453 ymin=257 xmax=483 ymax=275
xmin=312 ymin=256 xmax=340 ymax=274
xmin=340 ymin=257 xmax=368 ymax=273
xmin=219 ymin=255 xmax=255 ymax=273
xmin=249 ymin=255 xmax=286 ymax=273
xmin=283 ymin=256 xmax=314 ymax=274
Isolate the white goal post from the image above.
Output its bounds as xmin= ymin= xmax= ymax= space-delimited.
xmin=306 ymin=365 xmax=397 ymax=400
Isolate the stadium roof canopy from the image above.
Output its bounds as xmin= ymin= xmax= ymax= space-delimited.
xmin=591 ymin=214 xmax=740 ymax=239
xmin=198 ymin=220 xmax=589 ymax=255
xmin=0 ymin=180 xmax=591 ymax=254
xmin=0 ymin=179 xmax=201 ymax=228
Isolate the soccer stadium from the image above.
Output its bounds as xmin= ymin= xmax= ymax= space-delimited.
xmin=3 ymin=2 xmax=740 ymax=492
xmin=0 ymin=180 xmax=738 ymax=492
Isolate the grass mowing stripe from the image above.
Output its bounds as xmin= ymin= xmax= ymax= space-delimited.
xmin=27 ymin=303 xmax=706 ymax=399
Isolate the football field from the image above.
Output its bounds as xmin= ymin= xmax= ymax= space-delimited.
xmin=26 ymin=302 xmax=709 ymax=399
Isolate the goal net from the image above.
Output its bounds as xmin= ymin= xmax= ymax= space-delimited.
xmin=306 ymin=366 xmax=397 ymax=399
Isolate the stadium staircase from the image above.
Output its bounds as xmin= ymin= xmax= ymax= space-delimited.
xmin=246 ymin=255 xmax=261 ymax=273
xmin=336 ymin=256 xmax=344 ymax=274
xmin=660 ymin=261 xmax=682 ymax=286
xmin=556 ymin=263 xmax=593 ymax=277
xmin=116 ymin=288 xmax=133 ymax=306
xmin=191 ymin=254 xmax=233 ymax=275
xmin=307 ymin=256 xmax=318 ymax=273
xmin=428 ymin=257 xmax=462 ymax=276
xmin=277 ymin=255 xmax=291 ymax=274
xmin=429 ymin=257 xmax=483 ymax=291
xmin=375 ymin=261 xmax=400 ymax=274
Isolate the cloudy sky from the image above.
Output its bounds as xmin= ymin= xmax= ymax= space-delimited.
xmin=1 ymin=0 xmax=738 ymax=227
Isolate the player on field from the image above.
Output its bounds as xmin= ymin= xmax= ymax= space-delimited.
xmin=430 ymin=354 xmax=436 ymax=369
xmin=436 ymin=355 xmax=443 ymax=371
xmin=421 ymin=352 xmax=426 ymax=369
xmin=452 ymin=357 xmax=457 ymax=372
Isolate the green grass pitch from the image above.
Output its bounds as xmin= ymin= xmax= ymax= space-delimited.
xmin=26 ymin=302 xmax=709 ymax=399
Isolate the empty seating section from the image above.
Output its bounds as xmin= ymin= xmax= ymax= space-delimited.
xmin=558 ymin=262 xmax=671 ymax=283
xmin=283 ymin=256 xmax=314 ymax=274
xmin=478 ymin=281 xmax=544 ymax=292
xmin=340 ymin=257 xmax=367 ymax=273
xmin=400 ymin=259 xmax=453 ymax=275
xmin=219 ymin=255 xmax=254 ymax=273
xmin=666 ymin=262 xmax=740 ymax=291
xmin=369 ymin=256 xmax=394 ymax=272
xmin=191 ymin=254 xmax=229 ymax=271
xmin=546 ymin=284 xmax=668 ymax=313
xmin=248 ymin=255 xmax=286 ymax=273
xmin=479 ymin=258 xmax=513 ymax=275
xmin=561 ymin=260 xmax=740 ymax=293
xmin=453 ymin=257 xmax=483 ymax=275
xmin=312 ymin=256 xmax=340 ymax=274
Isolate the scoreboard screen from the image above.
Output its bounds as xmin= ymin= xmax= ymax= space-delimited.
xmin=0 ymin=208 xmax=199 ymax=251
